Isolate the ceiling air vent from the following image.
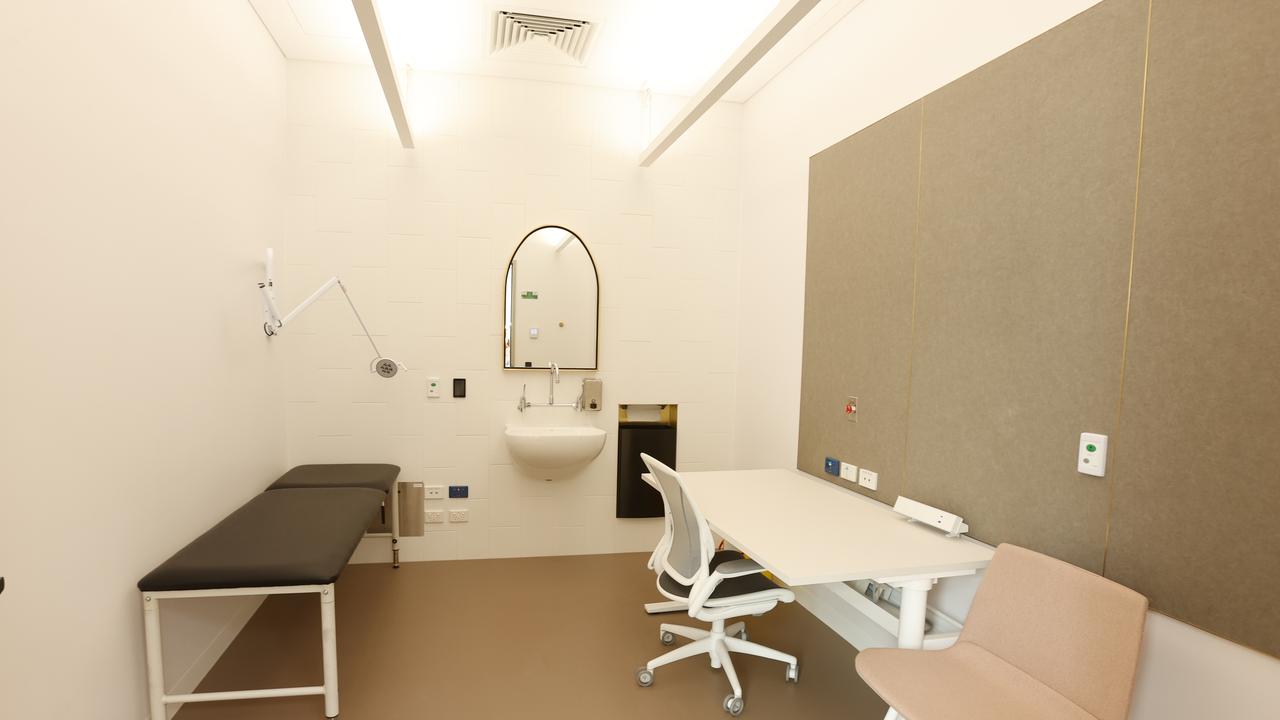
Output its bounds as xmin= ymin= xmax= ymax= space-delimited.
xmin=490 ymin=10 xmax=596 ymax=66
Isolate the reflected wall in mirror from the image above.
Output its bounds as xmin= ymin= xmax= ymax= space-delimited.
xmin=504 ymin=226 xmax=599 ymax=369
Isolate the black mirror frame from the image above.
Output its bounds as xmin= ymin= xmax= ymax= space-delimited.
xmin=502 ymin=225 xmax=600 ymax=370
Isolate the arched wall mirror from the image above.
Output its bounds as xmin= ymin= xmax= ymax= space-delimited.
xmin=503 ymin=226 xmax=599 ymax=370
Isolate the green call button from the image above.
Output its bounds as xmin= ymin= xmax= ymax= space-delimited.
xmin=1086 ymin=444 xmax=1097 ymax=452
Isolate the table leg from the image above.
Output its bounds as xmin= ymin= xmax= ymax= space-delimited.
xmin=895 ymin=578 xmax=935 ymax=649
xmin=320 ymin=585 xmax=339 ymax=718
xmin=142 ymin=594 xmax=166 ymax=720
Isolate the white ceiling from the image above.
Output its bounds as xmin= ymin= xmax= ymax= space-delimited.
xmin=249 ymin=0 xmax=864 ymax=102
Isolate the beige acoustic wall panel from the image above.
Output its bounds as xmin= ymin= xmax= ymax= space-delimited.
xmin=902 ymin=0 xmax=1149 ymax=572
xmin=1103 ymin=0 xmax=1280 ymax=657
xmin=798 ymin=104 xmax=922 ymax=498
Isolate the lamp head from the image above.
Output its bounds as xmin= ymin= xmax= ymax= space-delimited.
xmin=372 ymin=357 xmax=403 ymax=379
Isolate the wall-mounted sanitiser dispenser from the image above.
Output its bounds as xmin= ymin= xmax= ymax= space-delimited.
xmin=581 ymin=378 xmax=603 ymax=411
xmin=398 ymin=482 xmax=424 ymax=537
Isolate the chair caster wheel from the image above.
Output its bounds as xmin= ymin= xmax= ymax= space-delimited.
xmin=723 ymin=694 xmax=745 ymax=716
xmin=785 ymin=663 xmax=800 ymax=683
xmin=660 ymin=630 xmax=675 ymax=645
xmin=636 ymin=667 xmax=654 ymax=687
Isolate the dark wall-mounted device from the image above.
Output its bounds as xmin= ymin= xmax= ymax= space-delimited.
xmin=453 ymin=378 xmax=466 ymax=398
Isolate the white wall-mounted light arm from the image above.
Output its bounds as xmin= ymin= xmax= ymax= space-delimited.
xmin=258 ymin=248 xmax=404 ymax=378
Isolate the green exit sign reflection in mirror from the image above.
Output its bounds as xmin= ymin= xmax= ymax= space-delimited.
xmin=520 ymin=291 xmax=539 ymax=300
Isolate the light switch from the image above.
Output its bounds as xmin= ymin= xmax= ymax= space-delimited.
xmin=840 ymin=462 xmax=858 ymax=482
xmin=1078 ymin=433 xmax=1108 ymax=477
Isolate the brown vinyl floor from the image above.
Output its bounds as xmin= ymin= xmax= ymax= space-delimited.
xmin=176 ymin=553 xmax=888 ymax=720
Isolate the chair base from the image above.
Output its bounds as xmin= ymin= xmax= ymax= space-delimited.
xmin=644 ymin=600 xmax=686 ymax=614
xmin=642 ymin=618 xmax=798 ymax=710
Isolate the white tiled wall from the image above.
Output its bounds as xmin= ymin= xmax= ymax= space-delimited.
xmin=280 ymin=61 xmax=742 ymax=562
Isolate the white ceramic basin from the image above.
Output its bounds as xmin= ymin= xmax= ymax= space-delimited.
xmin=504 ymin=425 xmax=606 ymax=470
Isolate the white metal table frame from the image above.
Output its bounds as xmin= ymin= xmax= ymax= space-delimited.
xmin=142 ymin=583 xmax=340 ymax=719
xmin=678 ymin=469 xmax=994 ymax=651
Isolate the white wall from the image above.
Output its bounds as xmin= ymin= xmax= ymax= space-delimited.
xmin=735 ymin=0 xmax=1280 ymax=715
xmin=0 ymin=2 xmax=286 ymax=718
xmin=280 ymin=61 xmax=742 ymax=563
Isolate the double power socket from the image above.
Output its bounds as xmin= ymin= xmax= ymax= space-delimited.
xmin=840 ymin=461 xmax=878 ymax=491
xmin=424 ymin=485 xmax=468 ymax=524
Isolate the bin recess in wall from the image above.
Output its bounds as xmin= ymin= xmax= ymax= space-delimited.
xmin=616 ymin=404 xmax=677 ymax=518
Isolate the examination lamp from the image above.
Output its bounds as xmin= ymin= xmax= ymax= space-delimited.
xmin=258 ymin=248 xmax=405 ymax=379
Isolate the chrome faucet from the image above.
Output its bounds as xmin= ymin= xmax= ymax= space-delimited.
xmin=549 ymin=363 xmax=560 ymax=404
xmin=516 ymin=364 xmax=579 ymax=412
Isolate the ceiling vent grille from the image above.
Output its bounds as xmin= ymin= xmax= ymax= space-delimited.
xmin=490 ymin=10 xmax=595 ymax=65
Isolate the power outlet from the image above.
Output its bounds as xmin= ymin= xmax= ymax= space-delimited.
xmin=424 ymin=509 xmax=445 ymax=524
xmin=858 ymin=467 xmax=879 ymax=491
xmin=839 ymin=462 xmax=858 ymax=482
xmin=425 ymin=485 xmax=444 ymax=499
xmin=448 ymin=509 xmax=469 ymax=523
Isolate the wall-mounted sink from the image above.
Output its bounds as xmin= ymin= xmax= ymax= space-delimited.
xmin=504 ymin=425 xmax=606 ymax=470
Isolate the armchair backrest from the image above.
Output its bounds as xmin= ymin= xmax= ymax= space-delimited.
xmin=960 ymin=544 xmax=1148 ymax=720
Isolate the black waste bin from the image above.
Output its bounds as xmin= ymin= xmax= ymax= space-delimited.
xmin=616 ymin=422 xmax=677 ymax=518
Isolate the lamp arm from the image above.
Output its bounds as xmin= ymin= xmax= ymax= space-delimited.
xmin=279 ymin=276 xmax=340 ymax=327
xmin=264 ymin=276 xmax=382 ymax=359
xmin=334 ymin=279 xmax=383 ymax=359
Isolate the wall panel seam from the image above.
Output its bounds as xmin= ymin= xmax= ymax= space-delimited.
xmin=899 ymin=100 xmax=926 ymax=498
xmin=1101 ymin=0 xmax=1156 ymax=577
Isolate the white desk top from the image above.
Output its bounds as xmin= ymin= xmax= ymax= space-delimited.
xmin=679 ymin=468 xmax=994 ymax=587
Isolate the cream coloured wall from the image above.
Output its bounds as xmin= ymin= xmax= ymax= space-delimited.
xmin=280 ymin=62 xmax=743 ymax=563
xmin=736 ymin=0 xmax=1280 ymax=714
xmin=0 ymin=2 xmax=287 ymax=719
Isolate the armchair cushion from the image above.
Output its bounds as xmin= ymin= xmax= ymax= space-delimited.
xmin=856 ymin=641 xmax=1097 ymax=720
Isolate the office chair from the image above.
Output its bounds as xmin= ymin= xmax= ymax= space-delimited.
xmin=640 ymin=471 xmax=745 ymax=625
xmin=857 ymin=544 xmax=1148 ymax=720
xmin=635 ymin=454 xmax=799 ymax=716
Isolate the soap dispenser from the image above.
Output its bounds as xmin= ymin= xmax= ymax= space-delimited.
xmin=581 ymin=378 xmax=603 ymax=411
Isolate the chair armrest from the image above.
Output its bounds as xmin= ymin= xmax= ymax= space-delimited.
xmin=688 ymin=559 xmax=767 ymax=613
xmin=711 ymin=559 xmax=765 ymax=579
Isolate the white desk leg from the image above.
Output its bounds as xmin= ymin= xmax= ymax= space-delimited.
xmin=884 ymin=708 xmax=903 ymax=720
xmin=896 ymin=578 xmax=935 ymax=650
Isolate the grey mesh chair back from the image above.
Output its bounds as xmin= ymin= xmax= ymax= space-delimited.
xmin=640 ymin=453 xmax=712 ymax=586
